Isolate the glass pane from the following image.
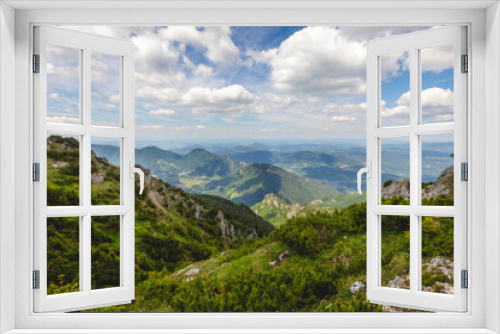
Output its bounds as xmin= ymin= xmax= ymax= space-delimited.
xmin=47 ymin=134 xmax=80 ymax=206
xmin=91 ymin=137 xmax=121 ymax=206
xmin=421 ymin=133 xmax=454 ymax=206
xmin=381 ymin=137 xmax=410 ymax=205
xmin=380 ymin=52 xmax=410 ymax=127
xmin=381 ymin=215 xmax=410 ymax=290
xmin=92 ymin=215 xmax=121 ymax=290
xmin=47 ymin=217 xmax=80 ymax=295
xmin=421 ymin=45 xmax=454 ymax=124
xmin=46 ymin=44 xmax=80 ymax=124
xmin=421 ymin=216 xmax=454 ymax=295
xmin=91 ymin=52 xmax=121 ymax=127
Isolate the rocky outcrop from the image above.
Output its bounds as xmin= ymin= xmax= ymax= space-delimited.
xmin=382 ymin=164 xmax=453 ymax=200
xmin=350 ymin=281 xmax=366 ymax=294
xmin=381 ymin=179 xmax=410 ymax=200
xmin=217 ymin=210 xmax=235 ymax=243
xmin=422 ymin=166 xmax=453 ymax=200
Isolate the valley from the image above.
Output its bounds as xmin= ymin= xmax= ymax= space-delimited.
xmin=48 ymin=136 xmax=455 ymax=312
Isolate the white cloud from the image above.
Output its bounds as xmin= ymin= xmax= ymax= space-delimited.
xmin=248 ymin=26 xmax=366 ymax=98
xmin=331 ymin=115 xmax=357 ymax=122
xmin=160 ymin=26 xmax=240 ymax=65
xmin=149 ymin=108 xmax=176 ymax=116
xmin=47 ymin=116 xmax=79 ymax=124
xmin=137 ymin=125 xmax=165 ymax=131
xmin=421 ymin=44 xmax=454 ymax=73
xmin=381 ymin=87 xmax=453 ymax=124
xmin=48 ymin=93 xmax=59 ymax=100
xmin=136 ymin=87 xmax=180 ymax=102
xmin=109 ymin=95 xmax=120 ymax=103
xmin=196 ymin=125 xmax=206 ymax=129
xmin=179 ymin=85 xmax=257 ymax=113
xmin=321 ymin=102 xmax=366 ymax=114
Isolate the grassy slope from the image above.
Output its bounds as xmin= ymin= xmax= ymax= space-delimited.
xmin=46 ymin=136 xmax=274 ymax=296
xmin=251 ymin=193 xmax=366 ymax=226
xmin=198 ymin=163 xmax=340 ymax=207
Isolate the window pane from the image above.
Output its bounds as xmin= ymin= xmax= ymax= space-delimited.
xmin=380 ymin=52 xmax=410 ymax=127
xmin=47 ymin=217 xmax=80 ymax=295
xmin=91 ymin=137 xmax=121 ymax=206
xmin=91 ymin=52 xmax=121 ymax=127
xmin=92 ymin=216 xmax=121 ymax=290
xmin=421 ymin=134 xmax=454 ymax=206
xmin=46 ymin=44 xmax=80 ymax=124
xmin=381 ymin=215 xmax=410 ymax=290
xmin=420 ymin=45 xmax=454 ymax=124
xmin=381 ymin=137 xmax=410 ymax=205
xmin=47 ymin=134 xmax=80 ymax=206
xmin=421 ymin=216 xmax=454 ymax=295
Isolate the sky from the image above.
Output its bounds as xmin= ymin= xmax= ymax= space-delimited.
xmin=47 ymin=26 xmax=455 ymax=142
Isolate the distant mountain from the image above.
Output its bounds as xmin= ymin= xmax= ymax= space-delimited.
xmin=197 ymin=163 xmax=340 ymax=207
xmin=47 ymin=135 xmax=275 ymax=290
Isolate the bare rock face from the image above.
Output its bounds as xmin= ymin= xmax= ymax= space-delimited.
xmin=422 ymin=166 xmax=453 ymax=200
xmin=383 ymin=305 xmax=405 ymax=312
xmin=144 ymin=168 xmax=152 ymax=185
xmin=422 ymin=256 xmax=454 ymax=295
xmin=389 ymin=276 xmax=406 ymax=289
xmin=247 ymin=229 xmax=258 ymax=239
xmin=349 ymin=281 xmax=366 ymax=294
xmin=91 ymin=171 xmax=105 ymax=183
xmin=217 ymin=210 xmax=235 ymax=243
xmin=278 ymin=250 xmax=290 ymax=262
xmin=195 ymin=204 xmax=204 ymax=220
xmin=381 ymin=179 xmax=410 ymax=200
xmin=269 ymin=261 xmax=278 ymax=267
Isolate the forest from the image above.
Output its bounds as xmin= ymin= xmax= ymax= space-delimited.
xmin=46 ymin=136 xmax=454 ymax=312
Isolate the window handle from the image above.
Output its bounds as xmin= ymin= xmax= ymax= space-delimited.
xmin=130 ymin=162 xmax=145 ymax=195
xmin=357 ymin=162 xmax=372 ymax=195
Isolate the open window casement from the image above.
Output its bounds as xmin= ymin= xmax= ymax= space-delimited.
xmin=33 ymin=26 xmax=141 ymax=312
xmin=364 ymin=26 xmax=467 ymax=312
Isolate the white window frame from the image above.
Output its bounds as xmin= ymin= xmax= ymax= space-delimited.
xmin=365 ymin=26 xmax=467 ymax=312
xmin=33 ymin=26 xmax=136 ymax=313
xmin=1 ymin=1 xmax=499 ymax=333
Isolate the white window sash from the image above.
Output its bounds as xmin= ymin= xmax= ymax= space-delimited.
xmin=33 ymin=26 xmax=136 ymax=313
xmin=366 ymin=26 xmax=467 ymax=312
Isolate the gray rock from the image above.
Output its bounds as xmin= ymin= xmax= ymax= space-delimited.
xmin=278 ymin=250 xmax=291 ymax=262
xmin=389 ymin=276 xmax=405 ymax=289
xmin=350 ymin=281 xmax=366 ymax=294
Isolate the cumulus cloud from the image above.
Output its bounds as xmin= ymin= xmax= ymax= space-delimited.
xmin=49 ymin=93 xmax=59 ymax=100
xmin=331 ymin=115 xmax=357 ymax=122
xmin=196 ymin=125 xmax=206 ymax=129
xmin=137 ymin=125 xmax=165 ymax=131
xmin=247 ymin=26 xmax=366 ymax=97
xmin=421 ymin=44 xmax=454 ymax=73
xmin=160 ymin=26 xmax=240 ymax=65
xmin=381 ymin=87 xmax=453 ymax=124
xmin=109 ymin=95 xmax=120 ymax=103
xmin=149 ymin=108 xmax=176 ymax=116
xmin=321 ymin=102 xmax=366 ymax=114
xmin=178 ymin=85 xmax=257 ymax=113
xmin=47 ymin=116 xmax=79 ymax=124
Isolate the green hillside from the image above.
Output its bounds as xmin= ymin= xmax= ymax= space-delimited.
xmin=251 ymin=193 xmax=366 ymax=226
xmin=197 ymin=163 xmax=340 ymax=207
xmin=46 ymin=135 xmax=274 ymax=295
xmin=48 ymin=135 xmax=454 ymax=313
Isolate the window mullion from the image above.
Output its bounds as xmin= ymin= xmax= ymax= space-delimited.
xmin=82 ymin=47 xmax=92 ymax=294
xmin=409 ymin=46 xmax=420 ymax=294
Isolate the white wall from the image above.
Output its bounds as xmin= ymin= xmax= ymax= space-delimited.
xmin=0 ymin=2 xmax=16 ymax=333
xmin=486 ymin=2 xmax=500 ymax=333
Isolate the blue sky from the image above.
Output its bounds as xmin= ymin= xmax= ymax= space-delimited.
xmin=48 ymin=26 xmax=455 ymax=141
